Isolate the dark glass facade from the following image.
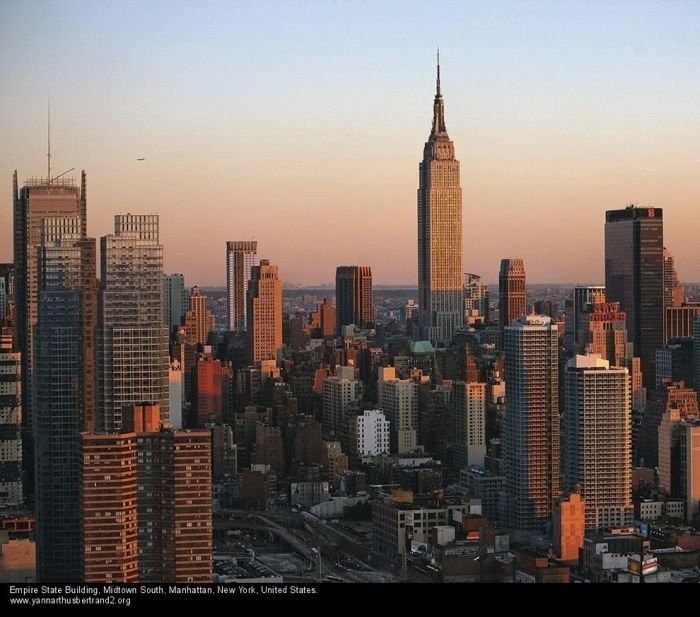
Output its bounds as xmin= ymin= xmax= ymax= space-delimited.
xmin=605 ymin=207 xmax=664 ymax=387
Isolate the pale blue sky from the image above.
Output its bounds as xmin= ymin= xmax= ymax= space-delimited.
xmin=1 ymin=1 xmax=698 ymax=285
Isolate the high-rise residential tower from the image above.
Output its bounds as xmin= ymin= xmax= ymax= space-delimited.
xmin=605 ymin=206 xmax=664 ymax=387
xmin=335 ymin=266 xmax=373 ymax=334
xmin=452 ymin=381 xmax=486 ymax=471
xmin=566 ymin=286 xmax=606 ymax=350
xmin=0 ymin=278 xmax=6 ymax=325
xmin=163 ymin=273 xmax=188 ymax=331
xmin=498 ymin=258 xmax=526 ymax=332
xmin=12 ymin=170 xmax=87 ymax=434
xmin=183 ymin=285 xmax=216 ymax=346
xmin=0 ymin=329 xmax=22 ymax=507
xmin=504 ymin=315 xmax=559 ymax=531
xmin=663 ymin=247 xmax=684 ymax=309
xmin=695 ymin=316 xmax=700 ymax=398
xmin=97 ymin=215 xmax=169 ymax=432
xmin=417 ymin=55 xmax=463 ymax=346
xmin=563 ymin=355 xmax=633 ymax=530
xmin=34 ymin=217 xmax=96 ymax=582
xmin=463 ymin=273 xmax=490 ymax=322
xmin=226 ymin=241 xmax=258 ymax=333
xmin=247 ymin=259 xmax=282 ymax=364
xmin=378 ymin=367 xmax=419 ymax=455
xmin=80 ymin=405 xmax=212 ymax=583
xmin=322 ymin=366 xmax=360 ymax=440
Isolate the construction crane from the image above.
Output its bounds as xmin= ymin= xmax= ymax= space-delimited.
xmin=464 ymin=273 xmax=481 ymax=284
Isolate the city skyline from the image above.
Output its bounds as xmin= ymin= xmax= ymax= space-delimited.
xmin=1 ymin=2 xmax=699 ymax=286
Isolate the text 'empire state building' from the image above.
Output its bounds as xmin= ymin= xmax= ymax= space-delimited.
xmin=417 ymin=52 xmax=463 ymax=346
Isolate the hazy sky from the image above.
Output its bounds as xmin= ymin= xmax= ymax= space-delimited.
xmin=1 ymin=1 xmax=698 ymax=286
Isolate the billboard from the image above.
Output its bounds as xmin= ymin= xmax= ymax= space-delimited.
xmin=628 ymin=557 xmax=658 ymax=576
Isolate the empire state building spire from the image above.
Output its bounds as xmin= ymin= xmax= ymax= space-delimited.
xmin=417 ymin=51 xmax=463 ymax=346
xmin=431 ymin=48 xmax=446 ymax=136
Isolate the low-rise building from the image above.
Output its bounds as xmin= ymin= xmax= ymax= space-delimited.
xmin=372 ymin=491 xmax=481 ymax=560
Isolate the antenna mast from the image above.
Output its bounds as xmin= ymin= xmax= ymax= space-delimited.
xmin=47 ymin=97 xmax=52 ymax=185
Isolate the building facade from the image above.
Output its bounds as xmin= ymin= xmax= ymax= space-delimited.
xmin=605 ymin=206 xmax=664 ymax=386
xmin=503 ymin=315 xmax=559 ymax=531
xmin=34 ymin=219 xmax=96 ymax=583
xmin=81 ymin=405 xmax=212 ymax=583
xmin=12 ymin=170 xmax=87 ymax=436
xmin=322 ymin=366 xmax=360 ymax=440
xmin=0 ymin=330 xmax=22 ymax=507
xmin=563 ymin=355 xmax=633 ymax=530
xmin=417 ymin=57 xmax=463 ymax=346
xmin=335 ymin=266 xmax=373 ymax=334
xmin=183 ymin=285 xmax=216 ymax=347
xmin=97 ymin=214 xmax=170 ymax=432
xmin=226 ymin=240 xmax=258 ymax=333
xmin=378 ymin=367 xmax=419 ymax=455
xmin=353 ymin=409 xmax=390 ymax=457
xmin=246 ymin=259 xmax=282 ymax=363
xmin=498 ymin=258 xmax=526 ymax=333
xmin=452 ymin=381 xmax=486 ymax=471
xmin=163 ymin=273 xmax=187 ymax=331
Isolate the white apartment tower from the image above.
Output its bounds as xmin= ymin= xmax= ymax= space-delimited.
xmin=504 ymin=315 xmax=560 ymax=531
xmin=564 ymin=354 xmax=633 ymax=530
xmin=354 ymin=409 xmax=390 ymax=457
xmin=97 ymin=214 xmax=170 ymax=432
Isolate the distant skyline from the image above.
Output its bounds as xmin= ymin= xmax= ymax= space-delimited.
xmin=1 ymin=1 xmax=699 ymax=285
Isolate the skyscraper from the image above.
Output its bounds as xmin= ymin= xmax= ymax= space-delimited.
xmin=504 ymin=315 xmax=559 ymax=531
xmin=567 ymin=285 xmax=606 ymax=350
xmin=563 ymin=355 xmax=633 ymax=530
xmin=335 ymin=266 xmax=373 ymax=334
xmin=192 ymin=347 xmax=223 ymax=427
xmin=80 ymin=431 xmax=139 ymax=583
xmin=663 ymin=247 xmax=684 ymax=309
xmin=34 ymin=217 xmax=96 ymax=582
xmin=163 ymin=273 xmax=187 ymax=331
xmin=417 ymin=54 xmax=463 ymax=346
xmin=452 ymin=381 xmax=486 ymax=471
xmin=226 ymin=240 xmax=258 ymax=333
xmin=695 ymin=316 xmax=700 ymax=398
xmin=0 ymin=278 xmax=6 ymax=324
xmin=378 ymin=367 xmax=418 ymax=454
xmin=97 ymin=214 xmax=169 ymax=432
xmin=13 ymin=170 xmax=87 ymax=434
xmin=583 ymin=301 xmax=629 ymax=364
xmin=498 ymin=258 xmax=526 ymax=332
xmin=322 ymin=366 xmax=361 ymax=440
xmin=246 ymin=259 xmax=282 ymax=364
xmin=605 ymin=206 xmax=664 ymax=387
xmin=183 ymin=285 xmax=216 ymax=346
xmin=463 ymin=273 xmax=490 ymax=322
xmin=81 ymin=405 xmax=212 ymax=583
xmin=0 ymin=329 xmax=22 ymax=507
xmin=680 ymin=421 xmax=700 ymax=524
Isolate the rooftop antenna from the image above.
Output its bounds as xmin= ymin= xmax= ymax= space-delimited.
xmin=436 ymin=47 xmax=441 ymax=96
xmin=47 ymin=96 xmax=52 ymax=184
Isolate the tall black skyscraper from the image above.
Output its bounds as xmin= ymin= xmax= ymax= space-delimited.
xmin=34 ymin=216 xmax=96 ymax=583
xmin=335 ymin=266 xmax=373 ymax=335
xmin=605 ymin=206 xmax=664 ymax=387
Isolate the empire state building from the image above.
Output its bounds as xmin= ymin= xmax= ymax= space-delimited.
xmin=417 ymin=54 xmax=463 ymax=346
